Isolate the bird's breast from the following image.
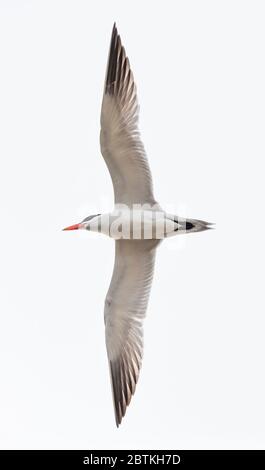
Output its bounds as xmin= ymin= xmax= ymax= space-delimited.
xmin=90 ymin=210 xmax=175 ymax=239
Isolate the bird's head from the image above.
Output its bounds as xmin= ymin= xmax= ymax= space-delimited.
xmin=63 ymin=214 xmax=101 ymax=231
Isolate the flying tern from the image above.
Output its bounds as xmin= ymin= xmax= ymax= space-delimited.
xmin=63 ymin=24 xmax=212 ymax=426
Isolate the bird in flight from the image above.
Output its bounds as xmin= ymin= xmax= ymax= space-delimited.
xmin=63 ymin=23 xmax=212 ymax=426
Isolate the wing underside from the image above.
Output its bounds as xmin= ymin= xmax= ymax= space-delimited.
xmin=104 ymin=239 xmax=159 ymax=426
xmin=100 ymin=24 xmax=156 ymax=206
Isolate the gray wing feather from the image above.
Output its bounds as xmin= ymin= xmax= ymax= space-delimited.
xmin=100 ymin=24 xmax=157 ymax=206
xmin=104 ymin=239 xmax=160 ymax=426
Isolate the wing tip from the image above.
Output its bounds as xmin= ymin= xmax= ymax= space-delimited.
xmin=105 ymin=23 xmax=120 ymax=95
xmin=115 ymin=413 xmax=121 ymax=428
xmin=111 ymin=22 xmax=117 ymax=41
xmin=109 ymin=359 xmax=125 ymax=427
xmin=109 ymin=354 xmax=142 ymax=428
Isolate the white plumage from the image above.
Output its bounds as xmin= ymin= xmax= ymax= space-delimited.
xmin=63 ymin=23 xmax=211 ymax=426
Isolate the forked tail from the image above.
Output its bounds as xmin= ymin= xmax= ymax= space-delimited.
xmin=172 ymin=216 xmax=214 ymax=234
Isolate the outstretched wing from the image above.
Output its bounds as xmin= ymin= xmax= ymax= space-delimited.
xmin=104 ymin=239 xmax=159 ymax=426
xmin=100 ymin=24 xmax=156 ymax=206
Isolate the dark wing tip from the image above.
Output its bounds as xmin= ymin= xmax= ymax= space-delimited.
xmin=109 ymin=355 xmax=140 ymax=428
xmin=105 ymin=22 xmax=132 ymax=100
xmin=110 ymin=358 xmax=126 ymax=427
xmin=105 ymin=23 xmax=120 ymax=96
xmin=111 ymin=22 xmax=118 ymax=43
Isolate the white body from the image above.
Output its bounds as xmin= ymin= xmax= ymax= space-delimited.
xmin=64 ymin=24 xmax=210 ymax=426
xmin=88 ymin=210 xmax=177 ymax=239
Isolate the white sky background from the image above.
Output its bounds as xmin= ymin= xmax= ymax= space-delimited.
xmin=0 ymin=0 xmax=265 ymax=450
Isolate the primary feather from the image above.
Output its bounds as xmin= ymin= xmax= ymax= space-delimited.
xmin=100 ymin=23 xmax=157 ymax=207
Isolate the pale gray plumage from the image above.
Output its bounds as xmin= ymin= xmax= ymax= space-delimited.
xmin=100 ymin=23 xmax=157 ymax=206
xmin=63 ymin=22 xmax=211 ymax=427
xmin=104 ymin=240 xmax=160 ymax=426
xmin=100 ymin=24 xmax=162 ymax=426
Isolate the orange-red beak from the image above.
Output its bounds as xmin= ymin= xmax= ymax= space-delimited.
xmin=62 ymin=223 xmax=81 ymax=231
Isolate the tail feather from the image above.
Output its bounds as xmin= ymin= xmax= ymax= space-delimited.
xmin=187 ymin=218 xmax=214 ymax=233
xmin=173 ymin=216 xmax=214 ymax=234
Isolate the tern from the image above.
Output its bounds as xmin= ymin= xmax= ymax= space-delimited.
xmin=63 ymin=24 xmax=212 ymax=426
